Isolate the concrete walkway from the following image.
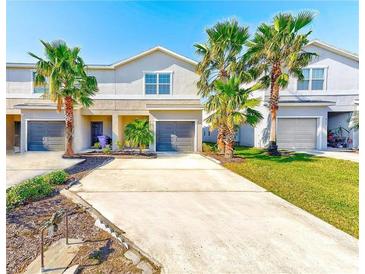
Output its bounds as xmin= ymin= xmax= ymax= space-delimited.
xmin=71 ymin=153 xmax=358 ymax=274
xmin=298 ymin=149 xmax=359 ymax=162
xmin=6 ymin=152 xmax=84 ymax=188
xmin=24 ymin=238 xmax=81 ymax=274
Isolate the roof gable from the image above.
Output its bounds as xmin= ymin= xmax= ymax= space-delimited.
xmin=111 ymin=46 xmax=198 ymax=68
xmin=306 ymin=40 xmax=358 ymax=62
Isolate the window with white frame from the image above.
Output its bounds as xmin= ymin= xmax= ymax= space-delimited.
xmin=32 ymin=71 xmax=49 ymax=94
xmin=144 ymin=72 xmax=172 ymax=95
xmin=297 ymin=68 xmax=325 ymax=91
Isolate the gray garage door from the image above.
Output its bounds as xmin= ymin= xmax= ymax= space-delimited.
xmin=156 ymin=121 xmax=195 ymax=152
xmin=28 ymin=121 xmax=65 ymax=151
xmin=277 ymin=118 xmax=317 ymax=150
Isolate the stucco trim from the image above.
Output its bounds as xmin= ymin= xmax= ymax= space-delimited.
xmin=112 ymin=46 xmax=198 ymax=68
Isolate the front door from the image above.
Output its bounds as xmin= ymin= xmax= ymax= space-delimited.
xmin=91 ymin=122 xmax=103 ymax=146
xmin=14 ymin=121 xmax=21 ymax=147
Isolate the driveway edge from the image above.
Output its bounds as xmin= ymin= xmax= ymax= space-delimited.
xmin=60 ymin=188 xmax=163 ymax=273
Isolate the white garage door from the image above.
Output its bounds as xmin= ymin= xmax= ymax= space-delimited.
xmin=277 ymin=118 xmax=317 ymax=150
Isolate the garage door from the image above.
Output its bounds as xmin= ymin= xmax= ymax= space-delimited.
xmin=156 ymin=121 xmax=195 ymax=152
xmin=277 ymin=118 xmax=317 ymax=150
xmin=28 ymin=121 xmax=65 ymax=151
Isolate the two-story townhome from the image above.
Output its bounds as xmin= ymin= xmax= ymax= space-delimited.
xmin=203 ymin=40 xmax=359 ymax=150
xmin=6 ymin=46 xmax=203 ymax=153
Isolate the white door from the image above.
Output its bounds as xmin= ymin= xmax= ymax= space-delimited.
xmin=277 ymin=118 xmax=317 ymax=150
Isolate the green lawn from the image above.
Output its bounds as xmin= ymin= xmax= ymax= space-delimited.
xmin=222 ymin=146 xmax=359 ymax=238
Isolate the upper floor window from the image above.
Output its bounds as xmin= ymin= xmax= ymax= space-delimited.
xmin=32 ymin=72 xmax=49 ymax=94
xmin=297 ymin=68 xmax=325 ymax=91
xmin=144 ymin=72 xmax=172 ymax=95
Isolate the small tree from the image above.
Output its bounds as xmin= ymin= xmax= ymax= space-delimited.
xmin=246 ymin=11 xmax=316 ymax=155
xmin=194 ymin=19 xmax=250 ymax=154
xmin=124 ymin=119 xmax=154 ymax=153
xmin=29 ymin=40 xmax=97 ymax=157
xmin=206 ymin=76 xmax=263 ymax=159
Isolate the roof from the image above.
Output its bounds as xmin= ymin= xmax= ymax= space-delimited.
xmin=306 ymin=40 xmax=358 ymax=62
xmin=7 ymin=46 xmax=198 ymax=70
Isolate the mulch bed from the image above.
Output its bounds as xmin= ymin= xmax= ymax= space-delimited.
xmin=77 ymin=151 xmax=157 ymax=159
xmin=205 ymin=153 xmax=245 ymax=164
xmin=65 ymin=155 xmax=114 ymax=182
xmin=6 ymin=156 xmax=142 ymax=274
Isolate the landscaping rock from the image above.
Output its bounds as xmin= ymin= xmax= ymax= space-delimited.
xmin=137 ymin=260 xmax=155 ymax=274
xmin=124 ymin=249 xmax=141 ymax=265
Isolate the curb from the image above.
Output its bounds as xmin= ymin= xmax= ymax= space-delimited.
xmin=199 ymin=153 xmax=221 ymax=164
xmin=60 ymin=188 xmax=162 ymax=273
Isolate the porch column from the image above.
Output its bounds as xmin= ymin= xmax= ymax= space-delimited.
xmin=112 ymin=114 xmax=121 ymax=150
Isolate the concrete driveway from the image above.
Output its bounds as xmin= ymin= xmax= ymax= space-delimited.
xmin=298 ymin=149 xmax=359 ymax=162
xmin=71 ymin=153 xmax=358 ymax=274
xmin=6 ymin=152 xmax=83 ymax=188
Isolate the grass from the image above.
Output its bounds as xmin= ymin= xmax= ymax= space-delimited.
xmin=219 ymin=145 xmax=359 ymax=238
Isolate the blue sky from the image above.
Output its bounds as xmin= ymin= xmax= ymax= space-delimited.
xmin=7 ymin=0 xmax=358 ymax=64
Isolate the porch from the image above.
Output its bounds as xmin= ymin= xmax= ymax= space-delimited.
xmin=75 ymin=112 xmax=150 ymax=151
xmin=327 ymin=111 xmax=358 ymax=150
xmin=6 ymin=114 xmax=21 ymax=153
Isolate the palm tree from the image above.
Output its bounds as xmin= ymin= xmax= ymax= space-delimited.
xmin=206 ymin=76 xmax=263 ymax=159
xmin=246 ymin=12 xmax=317 ymax=155
xmin=194 ymin=19 xmax=250 ymax=154
xmin=124 ymin=119 xmax=154 ymax=154
xmin=349 ymin=110 xmax=359 ymax=130
xmin=29 ymin=40 xmax=98 ymax=157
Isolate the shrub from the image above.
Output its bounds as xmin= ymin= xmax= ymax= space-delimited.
xmin=44 ymin=170 xmax=69 ymax=185
xmin=92 ymin=142 xmax=101 ymax=149
xmin=116 ymin=140 xmax=123 ymax=150
xmin=124 ymin=119 xmax=153 ymax=154
xmin=202 ymin=142 xmax=217 ymax=153
xmin=7 ymin=176 xmax=54 ymax=209
xmin=102 ymin=145 xmax=112 ymax=154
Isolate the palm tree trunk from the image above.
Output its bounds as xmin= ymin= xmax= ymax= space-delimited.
xmin=268 ymin=64 xmax=281 ymax=156
xmin=64 ymin=96 xmax=74 ymax=157
xmin=224 ymin=132 xmax=235 ymax=159
xmin=217 ymin=126 xmax=225 ymax=154
xmin=216 ymin=69 xmax=229 ymax=154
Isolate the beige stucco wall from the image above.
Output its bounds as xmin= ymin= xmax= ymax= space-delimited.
xmin=6 ymin=68 xmax=33 ymax=95
xmin=6 ymin=114 xmax=21 ymax=150
xmin=8 ymin=50 xmax=199 ymax=99
xmin=82 ymin=99 xmax=201 ymax=112
xmin=149 ymin=110 xmax=203 ymax=152
xmin=73 ymin=112 xmax=112 ymax=151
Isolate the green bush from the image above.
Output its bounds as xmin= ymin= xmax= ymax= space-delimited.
xmin=202 ymin=142 xmax=217 ymax=153
xmin=7 ymin=176 xmax=54 ymax=209
xmin=44 ymin=170 xmax=69 ymax=185
xmin=116 ymin=140 xmax=123 ymax=150
xmin=102 ymin=145 xmax=112 ymax=154
xmin=92 ymin=142 xmax=101 ymax=149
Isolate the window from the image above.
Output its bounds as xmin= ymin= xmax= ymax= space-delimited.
xmin=144 ymin=72 xmax=171 ymax=95
xmin=32 ymin=72 xmax=49 ymax=94
xmin=297 ymin=69 xmax=310 ymax=90
xmin=297 ymin=68 xmax=325 ymax=91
